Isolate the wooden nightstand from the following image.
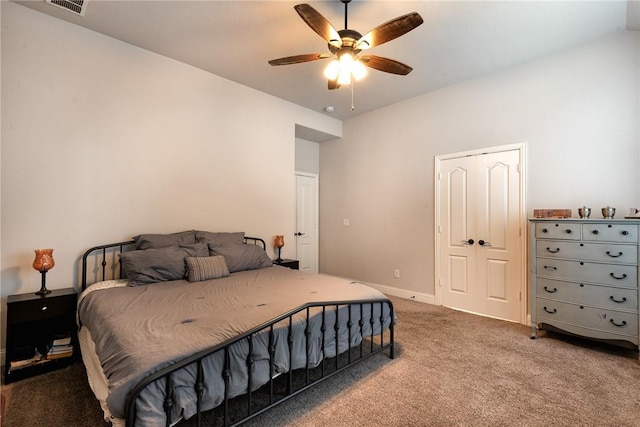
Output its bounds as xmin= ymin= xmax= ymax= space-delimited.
xmin=4 ymin=288 xmax=78 ymax=383
xmin=273 ymin=259 xmax=299 ymax=270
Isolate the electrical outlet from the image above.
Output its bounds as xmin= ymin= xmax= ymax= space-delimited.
xmin=343 ymin=219 xmax=350 ymax=227
xmin=394 ymin=269 xmax=400 ymax=279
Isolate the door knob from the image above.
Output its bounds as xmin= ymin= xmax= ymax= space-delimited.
xmin=295 ymin=232 xmax=305 ymax=236
xmin=461 ymin=239 xmax=474 ymax=245
xmin=478 ymin=240 xmax=491 ymax=247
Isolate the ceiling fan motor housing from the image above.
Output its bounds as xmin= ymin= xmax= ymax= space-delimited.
xmin=329 ymin=29 xmax=364 ymax=55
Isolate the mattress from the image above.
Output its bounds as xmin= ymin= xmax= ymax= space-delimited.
xmin=78 ymin=266 xmax=392 ymax=426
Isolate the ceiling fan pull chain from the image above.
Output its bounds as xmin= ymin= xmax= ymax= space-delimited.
xmin=351 ymin=80 xmax=356 ymax=111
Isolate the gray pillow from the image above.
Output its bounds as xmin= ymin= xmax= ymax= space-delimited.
xmin=208 ymin=243 xmax=273 ymax=273
xmin=195 ymin=231 xmax=245 ymax=245
xmin=185 ymin=255 xmax=230 ymax=282
xmin=121 ymin=243 xmax=209 ymax=286
xmin=134 ymin=231 xmax=197 ymax=250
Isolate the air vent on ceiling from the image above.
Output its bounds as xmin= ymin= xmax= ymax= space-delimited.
xmin=46 ymin=0 xmax=87 ymax=16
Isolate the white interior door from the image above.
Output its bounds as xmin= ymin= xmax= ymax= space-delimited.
xmin=295 ymin=173 xmax=318 ymax=273
xmin=438 ymin=148 xmax=523 ymax=322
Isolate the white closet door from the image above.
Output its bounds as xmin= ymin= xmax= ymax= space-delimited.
xmin=439 ymin=150 xmax=522 ymax=322
xmin=295 ymin=174 xmax=318 ymax=273
xmin=439 ymin=156 xmax=477 ymax=311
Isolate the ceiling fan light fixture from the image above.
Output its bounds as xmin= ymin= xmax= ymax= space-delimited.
xmin=337 ymin=52 xmax=355 ymax=85
xmin=324 ymin=51 xmax=367 ymax=85
xmin=324 ymin=59 xmax=340 ymax=80
xmin=352 ymin=60 xmax=367 ymax=81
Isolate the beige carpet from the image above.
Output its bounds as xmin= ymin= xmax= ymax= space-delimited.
xmin=2 ymin=295 xmax=639 ymax=426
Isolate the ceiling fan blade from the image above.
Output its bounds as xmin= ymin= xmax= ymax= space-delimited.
xmin=328 ymin=79 xmax=340 ymax=90
xmin=360 ymin=55 xmax=413 ymax=75
xmin=356 ymin=12 xmax=423 ymax=50
xmin=294 ymin=4 xmax=342 ymax=48
xmin=268 ymin=53 xmax=330 ymax=66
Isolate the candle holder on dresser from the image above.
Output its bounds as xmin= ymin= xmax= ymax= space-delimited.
xmin=578 ymin=207 xmax=591 ymax=218
xmin=601 ymin=206 xmax=615 ymax=219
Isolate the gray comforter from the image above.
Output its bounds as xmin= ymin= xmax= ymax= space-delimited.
xmin=78 ymin=266 xmax=393 ymax=426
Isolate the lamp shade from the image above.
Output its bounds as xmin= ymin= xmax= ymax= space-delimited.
xmin=33 ymin=249 xmax=55 ymax=272
xmin=274 ymin=235 xmax=285 ymax=248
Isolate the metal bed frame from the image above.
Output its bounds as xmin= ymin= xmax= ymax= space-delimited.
xmin=80 ymin=237 xmax=395 ymax=427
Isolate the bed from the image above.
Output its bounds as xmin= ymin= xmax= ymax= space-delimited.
xmin=78 ymin=230 xmax=395 ymax=427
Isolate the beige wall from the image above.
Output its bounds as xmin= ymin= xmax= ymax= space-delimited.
xmin=319 ymin=30 xmax=640 ymax=298
xmin=0 ymin=2 xmax=340 ymax=304
xmin=295 ymin=138 xmax=320 ymax=175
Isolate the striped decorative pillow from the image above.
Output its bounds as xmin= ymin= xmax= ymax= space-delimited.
xmin=185 ymin=255 xmax=230 ymax=282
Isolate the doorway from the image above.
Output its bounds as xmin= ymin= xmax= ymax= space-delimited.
xmin=295 ymin=173 xmax=319 ymax=273
xmin=435 ymin=143 xmax=527 ymax=324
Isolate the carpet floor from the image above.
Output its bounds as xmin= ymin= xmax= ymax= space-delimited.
xmin=2 ymin=295 xmax=639 ymax=426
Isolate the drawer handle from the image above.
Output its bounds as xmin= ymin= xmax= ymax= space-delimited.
xmin=621 ymin=230 xmax=629 ymax=236
xmin=610 ymin=296 xmax=627 ymax=303
xmin=610 ymin=319 xmax=627 ymax=327
xmin=41 ymin=306 xmax=48 ymax=311
xmin=546 ymin=247 xmax=560 ymax=254
xmin=609 ymin=273 xmax=627 ymax=280
xmin=565 ymin=229 xmax=572 ymax=234
xmin=543 ymin=307 xmax=557 ymax=314
xmin=543 ymin=266 xmax=557 ymax=270
xmin=543 ymin=286 xmax=557 ymax=293
xmin=606 ymin=251 xmax=623 ymax=258
xmin=592 ymin=230 xmax=599 ymax=235
xmin=541 ymin=228 xmax=548 ymax=233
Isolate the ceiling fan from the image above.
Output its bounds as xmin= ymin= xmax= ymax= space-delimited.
xmin=268 ymin=1 xmax=424 ymax=90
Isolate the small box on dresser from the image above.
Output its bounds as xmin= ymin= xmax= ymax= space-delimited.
xmin=529 ymin=218 xmax=640 ymax=356
xmin=4 ymin=288 xmax=79 ymax=383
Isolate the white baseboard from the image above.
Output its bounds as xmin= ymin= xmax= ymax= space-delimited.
xmin=355 ymin=281 xmax=436 ymax=305
xmin=318 ymin=274 xmax=436 ymax=305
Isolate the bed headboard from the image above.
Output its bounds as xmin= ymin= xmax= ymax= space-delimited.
xmin=81 ymin=236 xmax=266 ymax=291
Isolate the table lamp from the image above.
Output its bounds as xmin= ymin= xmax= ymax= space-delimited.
xmin=274 ymin=235 xmax=284 ymax=262
xmin=33 ymin=248 xmax=55 ymax=296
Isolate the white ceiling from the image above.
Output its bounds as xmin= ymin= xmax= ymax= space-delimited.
xmin=14 ymin=1 xmax=637 ymax=120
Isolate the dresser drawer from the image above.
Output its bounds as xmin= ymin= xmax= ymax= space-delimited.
xmin=536 ymin=299 xmax=638 ymax=337
xmin=536 ymin=241 xmax=638 ymax=265
xmin=536 ymin=278 xmax=638 ymax=311
xmin=535 ymin=222 xmax=581 ymax=240
xmin=582 ymin=223 xmax=638 ymax=243
xmin=7 ymin=294 xmax=76 ymax=324
xmin=536 ymin=258 xmax=637 ymax=288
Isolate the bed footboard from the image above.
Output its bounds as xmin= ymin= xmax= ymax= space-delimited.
xmin=125 ymin=299 xmax=395 ymax=427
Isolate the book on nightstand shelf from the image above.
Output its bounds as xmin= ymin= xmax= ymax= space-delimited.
xmin=9 ymin=350 xmax=46 ymax=371
xmin=8 ymin=335 xmax=75 ymax=370
xmin=46 ymin=335 xmax=74 ymax=360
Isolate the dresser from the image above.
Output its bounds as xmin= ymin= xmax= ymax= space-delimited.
xmin=530 ymin=218 xmax=639 ymax=353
